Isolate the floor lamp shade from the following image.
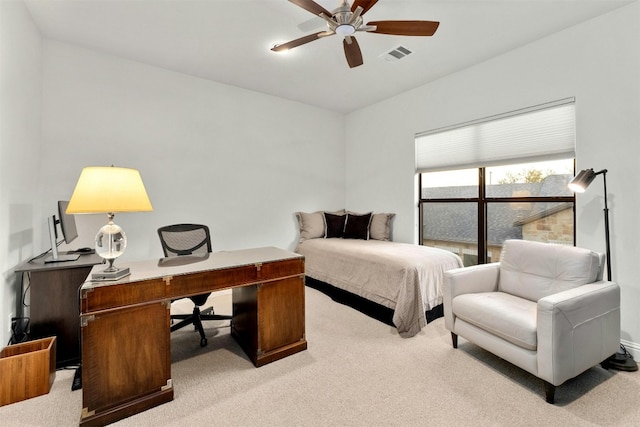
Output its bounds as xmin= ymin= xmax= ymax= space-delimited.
xmin=568 ymin=168 xmax=598 ymax=193
xmin=66 ymin=166 xmax=153 ymax=280
xmin=569 ymin=169 xmax=607 ymax=193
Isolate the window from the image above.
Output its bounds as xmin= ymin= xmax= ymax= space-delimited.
xmin=416 ymin=99 xmax=576 ymax=266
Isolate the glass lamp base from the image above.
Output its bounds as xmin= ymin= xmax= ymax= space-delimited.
xmin=92 ymin=214 xmax=130 ymax=281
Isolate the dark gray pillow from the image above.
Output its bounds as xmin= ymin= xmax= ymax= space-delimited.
xmin=324 ymin=212 xmax=346 ymax=238
xmin=343 ymin=212 xmax=372 ymax=240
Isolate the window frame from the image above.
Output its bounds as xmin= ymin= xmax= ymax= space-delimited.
xmin=418 ymin=164 xmax=576 ymax=265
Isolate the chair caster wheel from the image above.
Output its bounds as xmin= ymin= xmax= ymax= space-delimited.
xmin=200 ymin=337 xmax=207 ymax=347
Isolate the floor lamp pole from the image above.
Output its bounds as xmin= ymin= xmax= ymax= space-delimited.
xmin=601 ymin=170 xmax=612 ymax=281
xmin=580 ymin=169 xmax=636 ymax=371
xmin=600 ymin=169 xmax=635 ymax=371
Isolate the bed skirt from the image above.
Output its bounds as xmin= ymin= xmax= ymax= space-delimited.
xmin=305 ymin=276 xmax=444 ymax=328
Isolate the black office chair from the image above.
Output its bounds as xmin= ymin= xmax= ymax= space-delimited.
xmin=157 ymin=224 xmax=231 ymax=347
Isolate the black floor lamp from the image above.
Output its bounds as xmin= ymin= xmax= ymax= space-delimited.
xmin=569 ymin=168 xmax=637 ymax=371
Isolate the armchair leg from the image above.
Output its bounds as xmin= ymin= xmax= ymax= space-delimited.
xmin=543 ymin=381 xmax=555 ymax=404
xmin=451 ymin=332 xmax=458 ymax=349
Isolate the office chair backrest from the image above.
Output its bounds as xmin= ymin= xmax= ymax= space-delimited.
xmin=157 ymin=224 xmax=212 ymax=257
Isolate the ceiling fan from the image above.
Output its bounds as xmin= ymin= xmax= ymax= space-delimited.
xmin=272 ymin=0 xmax=440 ymax=68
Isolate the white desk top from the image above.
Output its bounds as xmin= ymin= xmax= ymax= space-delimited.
xmin=82 ymin=246 xmax=303 ymax=290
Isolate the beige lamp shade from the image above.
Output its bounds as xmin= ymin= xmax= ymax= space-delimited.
xmin=66 ymin=166 xmax=153 ymax=214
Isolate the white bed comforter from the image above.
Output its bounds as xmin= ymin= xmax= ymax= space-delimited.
xmin=296 ymin=238 xmax=463 ymax=337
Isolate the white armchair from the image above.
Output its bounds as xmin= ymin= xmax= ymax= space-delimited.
xmin=444 ymin=239 xmax=620 ymax=403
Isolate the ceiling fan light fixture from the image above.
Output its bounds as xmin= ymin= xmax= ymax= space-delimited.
xmin=271 ymin=43 xmax=287 ymax=53
xmin=335 ymin=24 xmax=355 ymax=36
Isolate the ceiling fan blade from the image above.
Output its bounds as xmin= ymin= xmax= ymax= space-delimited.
xmin=271 ymin=31 xmax=327 ymax=52
xmin=343 ymin=36 xmax=363 ymax=68
xmin=367 ymin=20 xmax=440 ymax=36
xmin=289 ymin=0 xmax=332 ymax=17
xmin=351 ymin=0 xmax=379 ymax=15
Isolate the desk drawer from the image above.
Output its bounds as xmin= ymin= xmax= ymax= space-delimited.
xmin=167 ymin=264 xmax=258 ymax=299
xmin=166 ymin=258 xmax=304 ymax=299
xmin=257 ymin=258 xmax=304 ymax=281
xmin=81 ymin=279 xmax=167 ymax=313
xmin=81 ymin=302 xmax=171 ymax=426
xmin=232 ymin=275 xmax=306 ymax=367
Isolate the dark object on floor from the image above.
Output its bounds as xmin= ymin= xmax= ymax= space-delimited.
xmin=605 ymin=345 xmax=638 ymax=372
xmin=71 ymin=366 xmax=82 ymax=391
xmin=9 ymin=317 xmax=30 ymax=345
xmin=305 ymin=276 xmax=443 ymax=327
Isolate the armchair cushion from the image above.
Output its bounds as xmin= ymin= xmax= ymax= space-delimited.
xmin=499 ymin=239 xmax=601 ymax=302
xmin=453 ymin=292 xmax=537 ymax=350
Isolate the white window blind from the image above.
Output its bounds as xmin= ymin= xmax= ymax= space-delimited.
xmin=415 ymin=98 xmax=575 ymax=173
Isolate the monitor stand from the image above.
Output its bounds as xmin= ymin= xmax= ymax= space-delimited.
xmin=45 ymin=215 xmax=80 ymax=263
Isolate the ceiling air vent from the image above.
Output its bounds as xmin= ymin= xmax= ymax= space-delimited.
xmin=379 ymin=45 xmax=413 ymax=63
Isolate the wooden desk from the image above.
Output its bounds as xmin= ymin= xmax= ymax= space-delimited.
xmin=79 ymin=247 xmax=306 ymax=427
xmin=15 ymin=253 xmax=103 ymax=368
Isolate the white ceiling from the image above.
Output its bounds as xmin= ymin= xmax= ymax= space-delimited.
xmin=23 ymin=0 xmax=633 ymax=113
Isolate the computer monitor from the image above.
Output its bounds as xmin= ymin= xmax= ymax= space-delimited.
xmin=44 ymin=200 xmax=80 ymax=263
xmin=58 ymin=200 xmax=78 ymax=244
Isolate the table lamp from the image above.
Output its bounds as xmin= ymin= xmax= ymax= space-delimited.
xmin=66 ymin=166 xmax=153 ymax=280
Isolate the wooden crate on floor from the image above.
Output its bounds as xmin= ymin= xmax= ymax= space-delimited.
xmin=0 ymin=336 xmax=56 ymax=406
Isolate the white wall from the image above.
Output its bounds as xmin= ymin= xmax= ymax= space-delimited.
xmin=346 ymin=3 xmax=640 ymax=350
xmin=40 ymin=41 xmax=346 ymax=263
xmin=0 ymin=0 xmax=43 ymax=346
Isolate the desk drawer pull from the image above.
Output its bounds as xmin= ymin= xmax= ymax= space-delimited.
xmin=81 ymin=288 xmax=94 ymax=299
xmin=80 ymin=315 xmax=96 ymax=327
xmin=81 ymin=407 xmax=95 ymax=418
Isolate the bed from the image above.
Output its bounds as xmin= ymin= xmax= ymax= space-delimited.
xmin=295 ymin=210 xmax=463 ymax=337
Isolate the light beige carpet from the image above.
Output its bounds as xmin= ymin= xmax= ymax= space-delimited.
xmin=2 ymin=287 xmax=639 ymax=426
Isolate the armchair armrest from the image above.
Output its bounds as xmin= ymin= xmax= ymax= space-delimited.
xmin=444 ymin=263 xmax=500 ymax=331
xmin=537 ymin=281 xmax=620 ymax=385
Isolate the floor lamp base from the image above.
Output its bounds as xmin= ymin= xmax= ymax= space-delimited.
xmin=607 ymin=345 xmax=638 ymax=372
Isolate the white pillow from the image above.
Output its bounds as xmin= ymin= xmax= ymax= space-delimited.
xmin=296 ymin=211 xmax=325 ymax=242
xmin=296 ymin=210 xmax=346 ymax=242
xmin=369 ymin=213 xmax=395 ymax=241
